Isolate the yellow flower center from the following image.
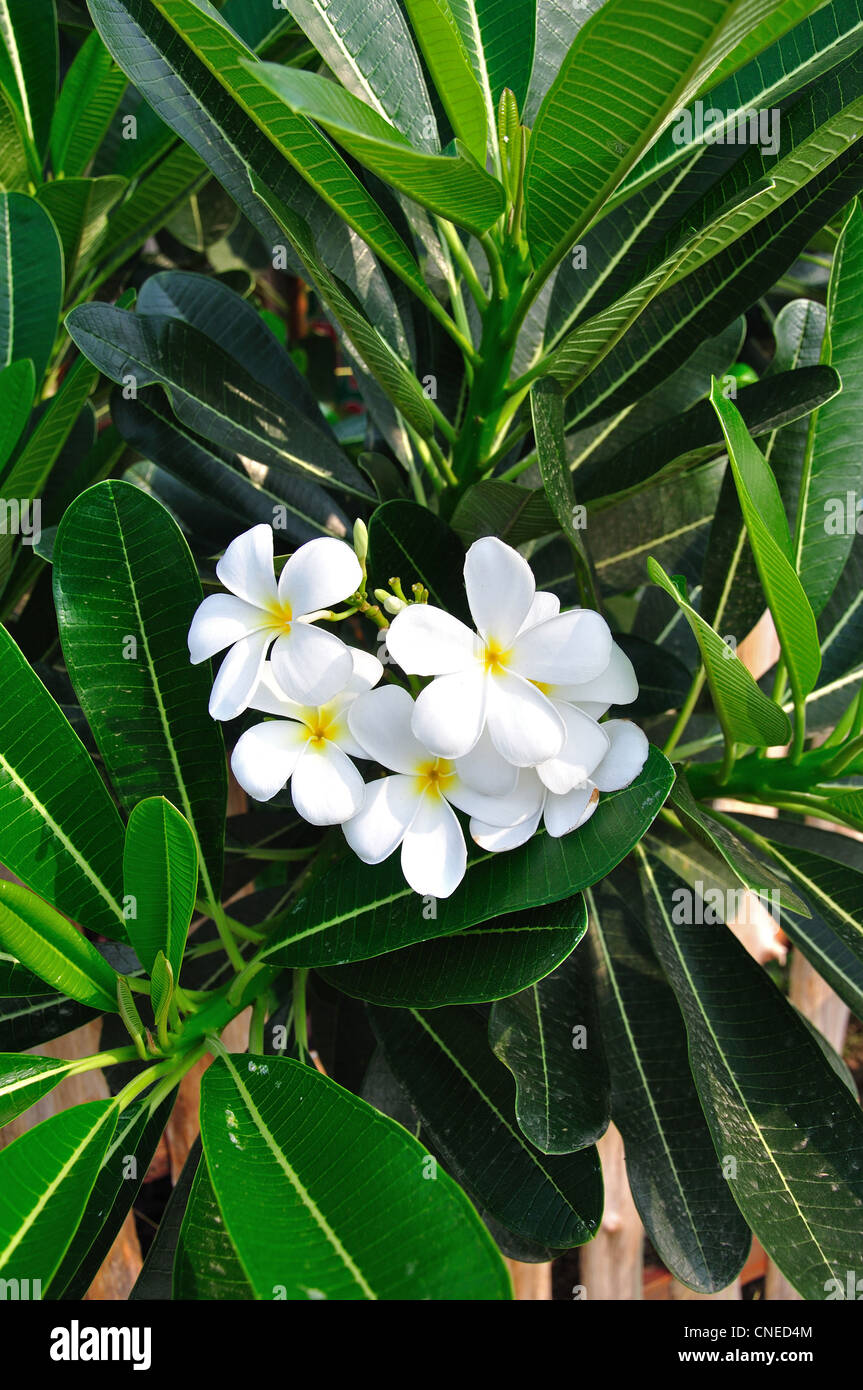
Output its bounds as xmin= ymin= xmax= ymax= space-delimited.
xmin=305 ymin=705 xmax=335 ymax=749
xmin=483 ymin=638 xmax=510 ymax=676
xmin=531 ymin=680 xmax=552 ymax=695
xmin=414 ymin=757 xmax=455 ymax=798
xmin=265 ymin=598 xmax=293 ymax=634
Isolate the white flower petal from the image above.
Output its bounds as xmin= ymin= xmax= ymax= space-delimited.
xmin=400 ymin=794 xmax=466 ymax=898
xmin=343 ymin=774 xmax=418 ymax=863
xmin=464 ymin=536 xmax=535 ymax=647
xmin=543 ymin=784 xmax=599 ymax=838
xmin=231 ymin=719 xmax=307 ymax=801
xmin=270 ymin=622 xmax=353 ymax=706
xmin=517 ymin=589 xmax=561 ymax=634
xmin=348 ymin=685 xmax=427 ymax=773
xmin=537 ymin=704 xmax=610 ymax=795
xmin=470 ymin=805 xmax=543 ymax=852
xmin=447 ymin=764 xmax=545 ymax=828
xmin=247 ymin=663 xmax=307 ymax=720
xmin=454 ymin=726 xmax=518 ymax=796
xmin=571 ymin=700 xmax=610 ymax=720
xmin=411 ymin=667 xmax=488 ymax=759
xmin=290 ymin=740 xmax=365 ymax=826
xmin=188 ymin=593 xmax=271 ymax=663
xmin=485 ymin=672 xmax=565 ymax=766
xmin=554 ymin=642 xmax=638 ymax=707
xmin=209 ymin=629 xmax=271 ymax=721
xmin=216 ymin=524 xmax=278 ymax=608
xmin=386 ymin=604 xmax=477 ymax=676
xmin=590 ymin=719 xmax=649 ymax=792
xmin=511 ymin=608 xmax=612 ymax=684
xmin=277 ymin=536 xmax=361 ymax=615
xmin=345 ymin=645 xmax=384 ymax=693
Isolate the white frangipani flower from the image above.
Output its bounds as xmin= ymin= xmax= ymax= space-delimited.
xmin=470 ymin=720 xmax=650 ymax=851
xmin=343 ymin=685 xmax=538 ymax=898
xmin=188 ymin=524 xmax=362 ymax=720
xmin=230 ymin=647 xmax=382 ymax=826
xmin=385 ymin=537 xmax=613 ymax=766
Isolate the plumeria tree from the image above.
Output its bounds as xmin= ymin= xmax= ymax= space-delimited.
xmin=1 ymin=0 xmax=863 ymax=1304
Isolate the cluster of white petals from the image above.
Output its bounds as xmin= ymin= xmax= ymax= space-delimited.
xmin=189 ymin=527 xmax=649 ymax=899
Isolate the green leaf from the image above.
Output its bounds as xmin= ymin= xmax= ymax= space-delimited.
xmin=0 ymin=622 xmax=125 ymax=937
xmin=123 ymin=797 xmax=197 ymax=978
xmin=250 ymin=64 xmax=504 ymax=235
xmin=368 ymin=499 xmax=470 ymax=624
xmin=0 ymin=880 xmax=118 ymax=1011
xmin=36 ymin=176 xmax=126 ymax=284
xmin=261 ymin=745 xmax=674 ymax=969
xmin=0 ymin=191 xmax=64 ymax=383
xmin=129 ymin=1138 xmax=202 ymax=1300
xmin=637 ymin=845 xmax=863 ymax=1301
xmin=524 ymin=0 xmax=598 ymax=125
xmin=66 ymin=304 xmax=373 ymax=502
xmin=0 ymin=992 xmax=98 ymax=1052
xmin=94 ymin=144 xmax=209 ymax=286
xmin=402 ymin=0 xmax=488 ymax=161
xmin=489 ymin=939 xmax=610 ymax=1154
xmin=0 ymin=81 xmax=29 ymax=190
xmin=0 ymin=0 xmax=57 ymax=162
xmin=647 ymin=556 xmax=791 ymax=747
xmin=588 ymin=866 xmax=752 ymax=1294
xmin=200 ymin=1051 xmax=511 ymax=1299
xmin=0 ymin=358 xmax=35 ymax=471
xmin=792 ymin=199 xmax=863 ymax=615
xmin=0 ymin=1099 xmax=118 ymax=1287
xmin=0 ymin=1052 xmax=68 ymax=1127
xmin=174 ymin=1154 xmax=254 ymax=1299
xmin=320 ymin=896 xmax=586 ymax=1008
xmin=532 ymin=377 xmax=594 ymax=601
xmin=248 ymin=176 xmax=438 ymax=441
xmin=49 ymin=29 xmax=127 ymax=178
xmin=450 ymin=0 xmax=536 ymax=115
xmin=450 ymin=480 xmax=556 ymax=547
xmin=669 ymin=774 xmax=809 ymax=916
xmin=616 ymin=2 xmax=863 ymax=209
xmin=150 ymin=951 xmax=174 ymax=1032
xmin=371 ymin=1004 xmax=603 ymax=1250
xmin=51 ymin=1090 xmax=175 ymax=1298
xmin=711 ymin=386 xmax=822 ymax=733
xmin=277 ymin=0 xmax=438 ymax=149
xmin=524 ymin=0 xmax=785 ymax=276
xmin=52 ymin=479 xmax=228 ymax=906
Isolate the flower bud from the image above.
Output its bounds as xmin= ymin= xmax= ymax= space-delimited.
xmin=352 ymin=518 xmax=369 ymax=563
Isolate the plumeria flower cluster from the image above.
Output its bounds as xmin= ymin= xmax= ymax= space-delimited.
xmin=188 ymin=525 xmax=648 ymax=899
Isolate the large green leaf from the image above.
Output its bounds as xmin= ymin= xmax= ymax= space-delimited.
xmin=588 ymin=866 xmax=752 ymax=1294
xmin=0 ymin=622 xmax=125 ymax=937
xmin=450 ymin=480 xmax=556 ymax=548
xmin=51 ymin=1089 xmax=175 ymax=1298
xmin=615 ymin=0 xmax=863 ymax=210
xmin=647 ymin=556 xmax=791 ymax=747
xmin=371 ymin=1004 xmax=603 ymax=1250
xmin=94 ymin=144 xmax=209 ymax=287
xmin=523 ymin=0 xmax=787 ymax=276
xmin=123 ymin=797 xmax=197 ymax=978
xmin=251 ymin=64 xmax=505 ymax=235
xmin=0 ymin=82 xmax=29 ymax=190
xmin=711 ymin=385 xmax=821 ymax=705
xmin=200 ymin=1051 xmax=511 ymax=1299
xmin=49 ymin=29 xmax=127 ymax=178
xmin=0 ymin=1099 xmax=118 ymax=1287
xmin=368 ymin=499 xmax=471 ymax=624
xmin=0 ymin=358 xmax=35 ymax=471
xmin=0 ymin=191 xmax=63 ymax=383
xmin=278 ymin=0 xmax=438 ymax=148
xmin=489 ymin=938 xmax=610 ymax=1154
xmin=66 ymin=304 xmax=373 ymax=502
xmin=0 ymin=0 xmax=57 ymax=162
xmin=638 ymin=846 xmax=863 ymax=1301
xmin=36 ymin=176 xmax=126 ymax=284
xmin=52 ymin=480 xmax=227 ymax=905
xmin=0 ymin=1052 xmax=68 ymax=1127
xmin=174 ymin=1154 xmax=254 ymax=1299
xmin=450 ymin=0 xmax=536 ymax=116
xmin=0 ymin=880 xmax=118 ymax=1011
xmin=320 ymin=896 xmax=585 ymax=1008
xmin=129 ymin=1138 xmax=202 ymax=1300
xmin=0 ymin=992 xmax=98 ymax=1053
xmin=791 ymin=198 xmax=863 ymax=616
xmin=402 ymin=0 xmax=488 ymax=161
xmin=261 ymin=746 xmax=674 ymax=969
